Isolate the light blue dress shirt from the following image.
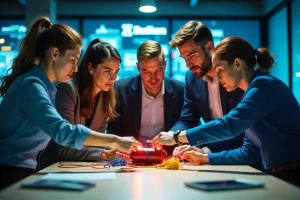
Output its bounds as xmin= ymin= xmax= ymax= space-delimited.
xmin=186 ymin=69 xmax=300 ymax=169
xmin=0 ymin=65 xmax=91 ymax=169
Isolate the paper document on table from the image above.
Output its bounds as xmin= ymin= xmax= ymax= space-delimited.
xmin=42 ymin=172 xmax=115 ymax=181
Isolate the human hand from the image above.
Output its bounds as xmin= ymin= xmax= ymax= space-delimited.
xmin=151 ymin=131 xmax=176 ymax=148
xmin=182 ymin=150 xmax=209 ymax=165
xmin=173 ymin=145 xmax=204 ymax=157
xmin=100 ymin=148 xmax=131 ymax=162
xmin=113 ymin=136 xmax=141 ymax=154
xmin=100 ymin=148 xmax=118 ymax=161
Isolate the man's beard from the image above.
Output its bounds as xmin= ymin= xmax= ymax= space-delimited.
xmin=192 ymin=53 xmax=212 ymax=78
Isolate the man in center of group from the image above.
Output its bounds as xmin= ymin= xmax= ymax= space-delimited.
xmin=107 ymin=40 xmax=184 ymax=155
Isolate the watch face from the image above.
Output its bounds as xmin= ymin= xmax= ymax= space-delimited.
xmin=174 ymin=131 xmax=180 ymax=143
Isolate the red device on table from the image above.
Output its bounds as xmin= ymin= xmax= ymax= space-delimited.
xmin=130 ymin=146 xmax=168 ymax=165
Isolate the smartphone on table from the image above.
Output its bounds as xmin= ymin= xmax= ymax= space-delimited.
xmin=22 ymin=179 xmax=96 ymax=191
xmin=185 ymin=179 xmax=264 ymax=191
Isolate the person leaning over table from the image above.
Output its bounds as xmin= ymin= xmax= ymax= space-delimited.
xmin=152 ymin=36 xmax=300 ymax=187
xmin=107 ymin=40 xmax=184 ymax=156
xmin=165 ymin=21 xmax=247 ymax=156
xmin=0 ymin=17 xmax=140 ymax=189
xmin=40 ymin=38 xmax=131 ymax=169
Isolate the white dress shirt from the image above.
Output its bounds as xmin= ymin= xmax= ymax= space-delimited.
xmin=139 ymin=81 xmax=165 ymax=145
xmin=202 ymin=75 xmax=224 ymax=120
xmin=201 ymin=75 xmax=224 ymax=153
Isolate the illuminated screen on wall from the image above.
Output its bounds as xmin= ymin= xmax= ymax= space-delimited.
xmin=292 ymin=0 xmax=300 ymax=102
xmin=0 ymin=20 xmax=26 ymax=79
xmin=58 ymin=19 xmax=80 ymax=32
xmin=171 ymin=20 xmax=260 ymax=82
xmin=82 ymin=19 xmax=170 ymax=80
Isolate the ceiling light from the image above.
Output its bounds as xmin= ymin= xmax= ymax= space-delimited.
xmin=139 ymin=0 xmax=157 ymax=13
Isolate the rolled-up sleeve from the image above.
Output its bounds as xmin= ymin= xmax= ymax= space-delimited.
xmin=19 ymin=79 xmax=90 ymax=149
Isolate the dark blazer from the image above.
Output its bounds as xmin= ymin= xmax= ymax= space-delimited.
xmin=39 ymin=78 xmax=108 ymax=169
xmin=107 ymin=75 xmax=184 ymax=154
xmin=170 ymin=70 xmax=245 ymax=152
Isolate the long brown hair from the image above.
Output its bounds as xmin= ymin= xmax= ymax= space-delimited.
xmin=0 ymin=16 xmax=82 ymax=97
xmin=213 ymin=36 xmax=274 ymax=71
xmin=77 ymin=39 xmax=121 ymax=120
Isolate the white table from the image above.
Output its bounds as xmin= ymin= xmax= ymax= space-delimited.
xmin=1 ymin=162 xmax=299 ymax=200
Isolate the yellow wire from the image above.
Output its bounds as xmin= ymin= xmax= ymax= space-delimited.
xmin=127 ymin=157 xmax=183 ymax=170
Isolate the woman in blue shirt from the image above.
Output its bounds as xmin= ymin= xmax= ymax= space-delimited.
xmin=0 ymin=17 xmax=140 ymax=188
xmin=40 ymin=39 xmax=129 ymax=168
xmin=152 ymin=36 xmax=300 ymax=186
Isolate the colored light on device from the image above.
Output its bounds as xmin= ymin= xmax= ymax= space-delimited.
xmin=130 ymin=147 xmax=167 ymax=166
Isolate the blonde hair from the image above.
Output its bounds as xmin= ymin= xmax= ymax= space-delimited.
xmin=137 ymin=40 xmax=165 ymax=62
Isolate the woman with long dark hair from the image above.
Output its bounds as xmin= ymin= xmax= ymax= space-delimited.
xmin=41 ymin=39 xmax=128 ymax=165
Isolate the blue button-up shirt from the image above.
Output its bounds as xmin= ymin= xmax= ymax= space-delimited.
xmin=186 ymin=69 xmax=300 ymax=169
xmin=0 ymin=65 xmax=91 ymax=169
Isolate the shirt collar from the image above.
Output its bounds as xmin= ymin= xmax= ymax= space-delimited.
xmin=202 ymin=74 xmax=218 ymax=84
xmin=141 ymin=80 xmax=165 ymax=97
xmin=31 ymin=64 xmax=56 ymax=91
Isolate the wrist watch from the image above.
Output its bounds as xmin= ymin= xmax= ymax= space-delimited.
xmin=173 ymin=130 xmax=181 ymax=144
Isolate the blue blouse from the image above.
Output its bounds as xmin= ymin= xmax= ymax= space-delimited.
xmin=186 ymin=69 xmax=300 ymax=169
xmin=0 ymin=65 xmax=91 ymax=169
